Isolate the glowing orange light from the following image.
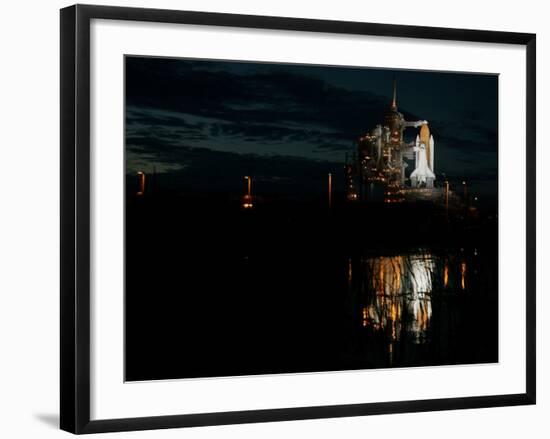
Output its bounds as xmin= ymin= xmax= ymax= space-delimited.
xmin=136 ymin=171 xmax=146 ymax=196
xmin=391 ymin=303 xmax=398 ymax=322
xmin=460 ymin=262 xmax=467 ymax=290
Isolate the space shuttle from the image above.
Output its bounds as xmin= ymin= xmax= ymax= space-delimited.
xmin=411 ymin=124 xmax=435 ymax=188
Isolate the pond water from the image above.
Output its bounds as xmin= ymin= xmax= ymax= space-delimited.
xmin=344 ymin=250 xmax=498 ymax=368
xmin=125 ymin=204 xmax=498 ymax=380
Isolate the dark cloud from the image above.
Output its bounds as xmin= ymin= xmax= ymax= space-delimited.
xmin=430 ymin=119 xmax=497 ymax=153
xmin=125 ymin=57 xmax=393 ymax=143
xmin=125 ymin=56 xmax=498 ymax=199
xmin=316 ymin=142 xmax=352 ymax=152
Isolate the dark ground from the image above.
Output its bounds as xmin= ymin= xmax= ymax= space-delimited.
xmin=125 ymin=192 xmax=498 ymax=381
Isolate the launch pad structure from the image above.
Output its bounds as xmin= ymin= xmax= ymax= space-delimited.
xmin=345 ymin=81 xmax=441 ymax=204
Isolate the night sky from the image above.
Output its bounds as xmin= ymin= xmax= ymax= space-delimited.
xmin=125 ymin=56 xmax=498 ymax=205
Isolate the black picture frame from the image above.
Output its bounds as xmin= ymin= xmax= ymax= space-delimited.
xmin=60 ymin=4 xmax=536 ymax=434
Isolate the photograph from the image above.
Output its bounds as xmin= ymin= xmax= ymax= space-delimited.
xmin=0 ymin=0 xmax=542 ymax=436
xmin=124 ymin=56 xmax=499 ymax=382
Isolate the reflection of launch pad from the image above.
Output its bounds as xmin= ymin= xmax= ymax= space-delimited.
xmin=345 ymin=82 xmax=438 ymax=204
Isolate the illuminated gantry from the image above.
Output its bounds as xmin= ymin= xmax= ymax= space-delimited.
xmin=346 ymin=81 xmax=437 ymax=202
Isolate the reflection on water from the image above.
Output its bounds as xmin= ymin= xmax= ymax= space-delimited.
xmin=126 ymin=199 xmax=499 ymax=380
xmin=347 ymin=250 xmax=482 ymax=366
